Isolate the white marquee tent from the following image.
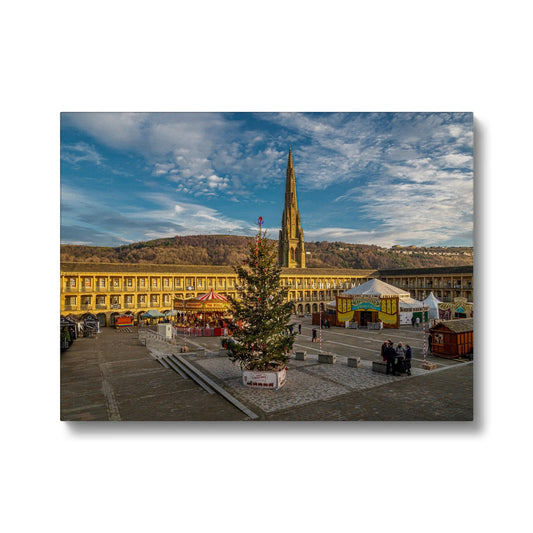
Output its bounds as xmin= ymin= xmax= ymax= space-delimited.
xmin=422 ymin=291 xmax=442 ymax=320
xmin=340 ymin=278 xmax=410 ymax=299
xmin=327 ymin=278 xmax=426 ymax=325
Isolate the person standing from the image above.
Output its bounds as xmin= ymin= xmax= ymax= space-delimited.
xmin=312 ymin=328 xmax=317 ymax=343
xmin=298 ymin=323 xmax=302 ymax=335
xmin=395 ymin=342 xmax=405 ymax=374
xmin=385 ymin=342 xmax=396 ymax=375
xmin=405 ymin=344 xmax=412 ymax=376
xmin=381 ymin=340 xmax=389 ymax=361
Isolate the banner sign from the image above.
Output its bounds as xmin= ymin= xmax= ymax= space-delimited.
xmin=336 ymin=295 xmax=401 ymax=327
xmin=378 ymin=296 xmax=399 ymax=327
xmin=336 ymin=296 xmax=354 ymax=323
xmin=438 ymin=297 xmax=473 ymax=318
xmin=351 ymin=296 xmax=381 ymax=311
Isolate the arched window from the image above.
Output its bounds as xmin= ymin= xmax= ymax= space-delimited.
xmin=290 ymin=247 xmax=295 ymax=261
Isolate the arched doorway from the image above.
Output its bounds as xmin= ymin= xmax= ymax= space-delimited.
xmin=109 ymin=312 xmax=120 ymax=327
xmin=136 ymin=310 xmax=146 ymax=325
xmin=96 ymin=313 xmax=107 ymax=327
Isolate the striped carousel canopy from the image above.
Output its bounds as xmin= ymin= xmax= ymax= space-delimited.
xmin=181 ymin=288 xmax=230 ymax=311
xmin=196 ymin=288 xmax=228 ymax=302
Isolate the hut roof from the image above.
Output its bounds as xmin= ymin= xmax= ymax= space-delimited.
xmin=430 ymin=318 xmax=473 ymax=333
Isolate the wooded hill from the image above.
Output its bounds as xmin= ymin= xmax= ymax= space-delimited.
xmin=60 ymin=235 xmax=473 ymax=270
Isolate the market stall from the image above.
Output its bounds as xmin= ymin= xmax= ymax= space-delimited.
xmin=335 ymin=278 xmax=410 ymax=328
xmin=60 ymin=315 xmax=78 ymax=351
xmin=399 ymin=296 xmax=428 ymax=325
xmin=79 ymin=312 xmax=100 ymax=336
xmin=174 ymin=288 xmax=231 ymax=335
xmin=438 ymin=297 xmax=474 ymax=320
xmin=141 ymin=309 xmax=166 ymax=324
xmin=429 ymin=318 xmax=473 ymax=358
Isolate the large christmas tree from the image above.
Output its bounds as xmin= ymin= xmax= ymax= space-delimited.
xmin=227 ymin=219 xmax=295 ymax=371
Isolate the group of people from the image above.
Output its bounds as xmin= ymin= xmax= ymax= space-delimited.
xmin=381 ymin=340 xmax=412 ymax=376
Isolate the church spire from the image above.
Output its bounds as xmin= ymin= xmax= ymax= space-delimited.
xmin=279 ymin=148 xmax=305 ymax=268
xmin=285 ymin=146 xmax=297 ymax=198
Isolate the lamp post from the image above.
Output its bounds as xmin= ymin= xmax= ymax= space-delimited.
xmin=319 ymin=292 xmax=323 ymax=353
xmin=422 ymin=304 xmax=427 ymax=364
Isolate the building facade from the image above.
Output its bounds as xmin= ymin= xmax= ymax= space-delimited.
xmin=378 ymin=266 xmax=474 ymax=303
xmin=60 ymin=148 xmax=473 ymax=326
xmin=60 ymin=262 xmax=473 ymax=326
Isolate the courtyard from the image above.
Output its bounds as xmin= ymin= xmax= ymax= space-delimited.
xmin=61 ymin=316 xmax=473 ymax=421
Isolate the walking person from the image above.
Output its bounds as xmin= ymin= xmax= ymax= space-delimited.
xmin=312 ymin=328 xmax=317 ymax=343
xmin=404 ymin=344 xmax=412 ymax=376
xmin=298 ymin=323 xmax=301 ymax=335
xmin=415 ymin=316 xmax=420 ymax=327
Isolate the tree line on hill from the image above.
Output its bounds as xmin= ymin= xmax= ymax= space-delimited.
xmin=60 ymin=234 xmax=473 ymax=270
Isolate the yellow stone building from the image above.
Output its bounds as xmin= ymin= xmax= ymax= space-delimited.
xmin=60 ymin=262 xmax=473 ymax=326
xmin=60 ymin=148 xmax=473 ymax=326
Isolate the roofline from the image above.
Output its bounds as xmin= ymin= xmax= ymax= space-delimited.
xmin=60 ymin=262 xmax=378 ymax=276
xmin=377 ymin=265 xmax=473 ymax=276
xmin=60 ymin=262 xmax=473 ymax=277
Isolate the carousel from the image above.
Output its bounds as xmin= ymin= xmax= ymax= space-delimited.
xmin=174 ymin=288 xmax=232 ymax=336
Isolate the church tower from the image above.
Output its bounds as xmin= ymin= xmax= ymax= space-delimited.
xmin=279 ymin=147 xmax=306 ymax=268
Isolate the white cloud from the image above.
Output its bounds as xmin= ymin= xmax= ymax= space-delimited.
xmin=61 ymin=142 xmax=104 ymax=166
xmin=153 ymin=162 xmax=176 ymax=176
xmin=62 ymin=112 xmax=473 ymax=247
xmin=440 ymin=153 xmax=473 ymax=168
xmin=207 ymin=174 xmax=229 ymax=190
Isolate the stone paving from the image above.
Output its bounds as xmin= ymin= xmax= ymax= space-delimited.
xmin=60 ymin=327 xmax=246 ymax=421
xmin=193 ymin=354 xmax=431 ymax=414
xmin=60 ymin=318 xmax=474 ymax=421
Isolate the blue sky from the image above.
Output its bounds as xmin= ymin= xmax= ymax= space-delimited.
xmin=60 ymin=112 xmax=473 ymax=248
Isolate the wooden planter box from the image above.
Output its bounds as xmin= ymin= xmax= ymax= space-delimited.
xmin=243 ymin=368 xmax=287 ymax=390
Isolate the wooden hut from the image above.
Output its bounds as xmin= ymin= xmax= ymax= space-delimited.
xmin=429 ymin=318 xmax=473 ymax=359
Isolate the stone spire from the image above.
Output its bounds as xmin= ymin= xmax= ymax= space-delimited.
xmin=279 ymin=147 xmax=305 ymax=268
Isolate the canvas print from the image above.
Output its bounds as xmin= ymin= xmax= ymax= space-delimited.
xmin=60 ymin=112 xmax=474 ymax=421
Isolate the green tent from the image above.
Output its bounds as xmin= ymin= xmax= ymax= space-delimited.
xmin=142 ymin=309 xmax=165 ymax=318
